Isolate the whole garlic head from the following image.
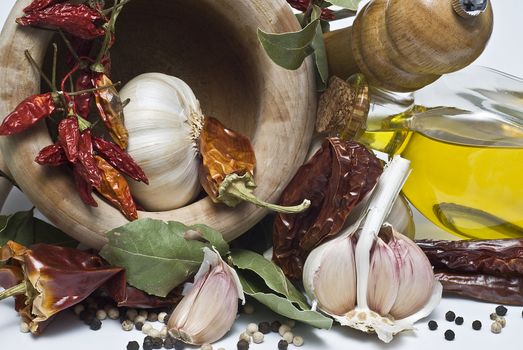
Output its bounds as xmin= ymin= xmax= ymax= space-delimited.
xmin=119 ymin=73 xmax=203 ymax=211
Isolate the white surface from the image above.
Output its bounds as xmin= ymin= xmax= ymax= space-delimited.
xmin=1 ymin=0 xmax=523 ymax=349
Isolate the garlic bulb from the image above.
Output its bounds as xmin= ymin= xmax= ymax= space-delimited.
xmin=167 ymin=247 xmax=244 ymax=345
xmin=119 ymin=73 xmax=203 ymax=211
xmin=303 ymin=156 xmax=442 ymax=343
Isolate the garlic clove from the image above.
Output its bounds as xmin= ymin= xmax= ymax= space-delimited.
xmin=387 ymin=230 xmax=436 ymax=319
xmin=167 ymin=248 xmax=244 ymax=345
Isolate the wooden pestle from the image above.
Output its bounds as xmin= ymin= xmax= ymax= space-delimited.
xmin=324 ymin=0 xmax=494 ymax=92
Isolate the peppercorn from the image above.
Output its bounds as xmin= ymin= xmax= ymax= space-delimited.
xmin=278 ymin=339 xmax=289 ymax=350
xmin=252 ymin=331 xmax=264 ymax=344
xmin=491 ymin=321 xmax=502 ymax=334
xmin=174 ymin=339 xmax=186 ymax=350
xmin=158 ymin=312 xmax=168 ymax=323
xmin=74 ymin=304 xmax=85 ymax=316
xmin=127 ymin=341 xmax=140 ymax=350
xmin=258 ymin=321 xmax=271 ymax=334
xmin=428 ymin=320 xmax=438 ymax=330
xmin=148 ymin=312 xmax=159 ymax=322
xmin=134 ymin=315 xmax=146 ymax=324
xmin=490 ymin=313 xmax=498 ymax=320
xmin=455 ymin=316 xmax=464 ymax=325
xmin=496 ymin=305 xmax=508 ymax=316
xmin=239 ymin=331 xmax=251 ymax=343
xmin=139 ymin=310 xmax=149 ymax=318
xmin=270 ymin=320 xmax=282 ymax=333
xmin=82 ymin=310 xmax=96 ymax=325
xmin=144 ymin=336 xmax=154 ymax=343
xmin=472 ymin=320 xmax=482 ymax=330
xmin=237 ymin=339 xmax=249 ymax=350
xmin=497 ymin=316 xmax=506 ymax=328
xmin=122 ymin=319 xmax=134 ymax=331
xmin=278 ymin=324 xmax=291 ymax=336
xmin=152 ymin=337 xmax=163 ymax=349
xmin=126 ymin=309 xmax=138 ymax=321
xmin=292 ymin=336 xmax=304 ymax=347
xmin=201 ymin=344 xmax=213 ymax=350
xmin=444 ymin=329 xmax=455 ymax=341
xmin=149 ymin=329 xmax=161 ymax=339
xmin=247 ymin=323 xmax=258 ymax=334
xmin=142 ymin=323 xmax=153 ymax=334
xmin=164 ymin=312 xmax=172 ymax=325
xmin=445 ymin=311 xmax=456 ymax=322
xmin=285 ymin=319 xmax=296 ymax=328
xmin=163 ymin=337 xmax=175 ymax=349
xmin=243 ymin=303 xmax=255 ymax=315
xmin=135 ymin=322 xmax=144 ymax=331
xmin=160 ymin=326 xmax=168 ymax=339
xmin=282 ymin=331 xmax=294 ymax=343
xmin=89 ymin=318 xmax=102 ymax=331
xmin=143 ymin=342 xmax=153 ymax=350
xmin=20 ymin=322 xmax=30 ymax=333
xmin=96 ymin=309 xmax=107 ymax=320
xmin=108 ymin=307 xmax=120 ymax=320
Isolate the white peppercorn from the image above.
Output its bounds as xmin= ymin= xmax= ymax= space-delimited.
xmin=247 ymin=323 xmax=258 ymax=334
xmin=278 ymin=324 xmax=291 ymax=336
xmin=252 ymin=331 xmax=264 ymax=344
xmin=160 ymin=326 xmax=168 ymax=339
xmin=96 ymin=309 xmax=107 ymax=320
xmin=121 ymin=319 xmax=134 ymax=331
xmin=107 ymin=307 xmax=119 ymax=320
xmin=292 ymin=336 xmax=304 ymax=347
xmin=201 ymin=343 xmax=213 ymax=350
xmin=491 ymin=321 xmax=502 ymax=334
xmin=147 ymin=312 xmax=158 ymax=322
xmin=285 ymin=319 xmax=296 ymax=328
xmin=497 ymin=316 xmax=506 ymax=328
xmin=139 ymin=310 xmax=148 ymax=318
xmin=142 ymin=323 xmax=153 ymax=334
xmin=20 ymin=322 xmax=30 ymax=333
xmin=158 ymin=312 xmax=168 ymax=323
xmin=239 ymin=331 xmax=251 ymax=343
xmin=149 ymin=328 xmax=161 ymax=338
xmin=134 ymin=315 xmax=146 ymax=324
xmin=282 ymin=331 xmax=294 ymax=343
xmin=73 ymin=304 xmax=85 ymax=315
xmin=243 ymin=303 xmax=255 ymax=315
xmin=490 ymin=313 xmax=498 ymax=320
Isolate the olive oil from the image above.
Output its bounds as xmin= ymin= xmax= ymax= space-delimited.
xmin=362 ymin=130 xmax=523 ymax=239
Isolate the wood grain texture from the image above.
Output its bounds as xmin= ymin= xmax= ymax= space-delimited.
xmin=325 ymin=0 xmax=493 ymax=92
xmin=0 ymin=0 xmax=316 ymax=249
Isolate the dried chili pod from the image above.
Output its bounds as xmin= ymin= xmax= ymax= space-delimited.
xmin=57 ymin=116 xmax=80 ymax=162
xmin=0 ymin=92 xmax=57 ymax=135
xmin=272 ymin=138 xmax=383 ymax=280
xmin=199 ymin=116 xmax=310 ymax=213
xmin=23 ymin=0 xmax=61 ymax=13
xmin=34 ymin=143 xmax=67 ymax=166
xmin=92 ymin=73 xmax=128 ymax=149
xmin=73 ymin=164 xmax=98 ymax=207
xmin=76 ymin=129 xmax=103 ymax=187
xmin=434 ymin=271 xmax=523 ymax=306
xmin=75 ymin=70 xmax=94 ymax=118
xmin=92 ymin=135 xmax=148 ymax=184
xmin=0 ymin=241 xmax=123 ymax=334
xmin=16 ymin=3 xmax=106 ymax=40
xmin=417 ymin=239 xmax=523 ymax=278
xmin=94 ymin=155 xmax=137 ymax=220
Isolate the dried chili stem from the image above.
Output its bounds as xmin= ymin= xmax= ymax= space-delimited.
xmin=58 ymin=29 xmax=81 ymax=65
xmin=102 ymin=0 xmax=131 ymax=15
xmin=94 ymin=0 xmax=125 ymax=69
xmin=25 ymin=50 xmax=56 ymax=92
xmin=51 ymin=43 xmax=58 ymax=89
xmin=67 ymin=81 xmax=121 ymax=95
xmin=0 ymin=282 xmax=26 ymax=300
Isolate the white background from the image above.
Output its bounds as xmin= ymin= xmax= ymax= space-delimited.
xmin=1 ymin=0 xmax=523 ymax=349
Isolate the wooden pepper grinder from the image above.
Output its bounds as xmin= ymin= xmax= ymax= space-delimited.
xmin=324 ymin=0 xmax=493 ymax=92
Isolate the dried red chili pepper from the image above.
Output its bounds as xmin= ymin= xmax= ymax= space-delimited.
xmin=73 ymin=164 xmax=98 ymax=207
xmin=75 ymin=70 xmax=93 ymax=118
xmin=286 ymin=0 xmax=335 ymax=20
xmin=94 ymin=155 xmax=138 ymax=220
xmin=23 ymin=0 xmax=61 ymax=13
xmin=417 ymin=238 xmax=523 ymax=305
xmin=34 ymin=143 xmax=67 ymax=166
xmin=272 ymin=138 xmax=383 ymax=280
xmin=16 ymin=3 xmax=106 ymax=40
xmin=199 ymin=116 xmax=309 ymax=213
xmin=57 ymin=116 xmax=80 ymax=162
xmin=0 ymin=241 xmax=123 ymax=334
xmin=76 ymin=129 xmax=103 ymax=188
xmin=92 ymin=73 xmax=128 ymax=149
xmin=0 ymin=93 xmax=57 ymax=135
xmin=92 ymin=135 xmax=148 ymax=184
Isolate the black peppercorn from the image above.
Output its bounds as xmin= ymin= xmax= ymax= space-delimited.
xmin=278 ymin=339 xmax=289 ymax=350
xmin=143 ymin=342 xmax=153 ymax=350
xmin=444 ymin=329 xmax=455 ymax=341
xmin=144 ymin=336 xmax=153 ymax=343
xmin=258 ymin=321 xmax=271 ymax=334
xmin=174 ymin=339 xmax=186 ymax=350
xmin=428 ymin=320 xmax=438 ymax=330
xmin=237 ymin=339 xmax=249 ymax=350
xmin=270 ymin=320 xmax=282 ymax=333
xmin=152 ymin=337 xmax=163 ymax=349
xmin=89 ymin=318 xmax=102 ymax=330
xmin=496 ymin=305 xmax=507 ymax=316
xmin=445 ymin=311 xmax=456 ymax=322
xmin=163 ymin=337 xmax=175 ymax=349
xmin=127 ymin=341 xmax=140 ymax=350
xmin=455 ymin=316 xmax=464 ymax=325
xmin=472 ymin=320 xmax=482 ymax=330
xmin=135 ymin=321 xmax=144 ymax=331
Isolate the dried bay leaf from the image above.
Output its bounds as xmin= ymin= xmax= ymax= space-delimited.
xmin=327 ymin=0 xmax=361 ymax=10
xmin=99 ymin=218 xmax=229 ymax=297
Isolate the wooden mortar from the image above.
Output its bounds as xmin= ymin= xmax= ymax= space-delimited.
xmin=0 ymin=0 xmax=316 ymax=249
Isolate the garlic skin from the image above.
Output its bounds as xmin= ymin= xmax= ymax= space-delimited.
xmin=167 ymin=247 xmax=244 ymax=345
xmin=303 ymin=156 xmax=442 ymax=342
xmin=119 ymin=73 xmax=203 ymax=211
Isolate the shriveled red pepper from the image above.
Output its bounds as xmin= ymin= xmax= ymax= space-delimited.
xmin=57 ymin=116 xmax=80 ymax=162
xmin=34 ymin=143 xmax=67 ymax=166
xmin=0 ymin=93 xmax=57 ymax=135
xmin=199 ymin=116 xmax=309 ymax=213
xmin=286 ymin=0 xmax=335 ymax=20
xmin=73 ymin=164 xmax=98 ymax=207
xmin=92 ymin=73 xmax=128 ymax=149
xmin=75 ymin=70 xmax=93 ymax=118
xmin=16 ymin=3 xmax=106 ymax=40
xmin=92 ymin=135 xmax=148 ymax=184
xmin=272 ymin=139 xmax=383 ymax=280
xmin=76 ymin=129 xmax=102 ymax=188
xmin=0 ymin=241 xmax=123 ymax=335
xmin=23 ymin=0 xmax=62 ymax=13
xmin=94 ymin=155 xmax=137 ymax=220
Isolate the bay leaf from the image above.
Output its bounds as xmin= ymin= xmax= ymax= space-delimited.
xmin=311 ymin=6 xmax=329 ymax=91
xmin=238 ymin=272 xmax=332 ymax=329
xmin=257 ymin=17 xmax=320 ymax=70
xmin=0 ymin=209 xmax=78 ymax=247
xmin=327 ymin=0 xmax=361 ymax=10
xmin=99 ymin=218 xmax=229 ymax=297
xmin=230 ymin=249 xmax=309 ymax=310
